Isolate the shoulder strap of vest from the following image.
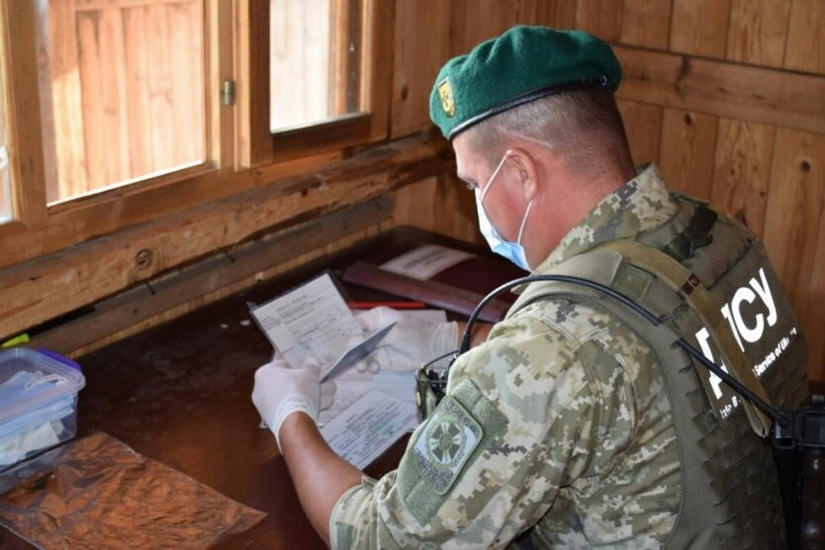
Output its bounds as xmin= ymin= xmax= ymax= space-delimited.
xmin=506 ymin=249 xmax=624 ymax=318
xmin=509 ymin=240 xmax=773 ymax=437
xmin=593 ymin=239 xmax=772 ymax=436
xmin=660 ymin=201 xmax=718 ymax=262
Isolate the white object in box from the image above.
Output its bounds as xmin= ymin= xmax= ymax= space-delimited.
xmin=0 ymin=347 xmax=85 ymax=469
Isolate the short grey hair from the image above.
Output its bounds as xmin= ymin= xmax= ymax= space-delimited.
xmin=465 ymin=89 xmax=632 ymax=177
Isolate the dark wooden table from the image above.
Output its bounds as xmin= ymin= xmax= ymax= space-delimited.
xmin=1 ymin=227 xmax=519 ymax=549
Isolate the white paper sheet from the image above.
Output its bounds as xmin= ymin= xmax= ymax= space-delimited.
xmin=380 ymin=244 xmax=475 ymax=280
xmin=249 ymin=273 xmax=362 ymax=369
xmin=320 ymin=390 xmax=419 ymax=469
xmin=318 ymin=370 xmax=416 ymax=426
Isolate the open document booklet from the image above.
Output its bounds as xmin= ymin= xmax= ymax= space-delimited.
xmin=249 ymin=272 xmax=448 ymax=468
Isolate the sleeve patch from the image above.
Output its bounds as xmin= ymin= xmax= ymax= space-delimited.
xmin=412 ymin=395 xmax=483 ymax=495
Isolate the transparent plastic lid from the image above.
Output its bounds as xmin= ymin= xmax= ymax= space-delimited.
xmin=0 ymin=347 xmax=86 ymax=426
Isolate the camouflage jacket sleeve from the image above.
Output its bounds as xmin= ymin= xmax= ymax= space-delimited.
xmin=329 ymin=299 xmax=645 ymax=549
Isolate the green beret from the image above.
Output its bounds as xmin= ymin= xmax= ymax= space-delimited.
xmin=429 ymin=25 xmax=622 ymax=141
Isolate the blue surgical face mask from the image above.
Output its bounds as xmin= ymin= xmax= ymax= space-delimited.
xmin=475 ymin=154 xmax=534 ymax=271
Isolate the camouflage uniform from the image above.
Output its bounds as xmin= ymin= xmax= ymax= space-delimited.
xmin=330 ymin=164 xmax=683 ymax=548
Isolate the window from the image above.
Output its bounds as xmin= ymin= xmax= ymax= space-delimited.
xmin=35 ymin=0 xmax=206 ymax=205
xmin=270 ymin=0 xmax=362 ymax=132
xmin=254 ymin=0 xmax=390 ymax=163
xmin=0 ymin=64 xmax=9 ymax=223
xmin=0 ymin=0 xmax=390 ymax=268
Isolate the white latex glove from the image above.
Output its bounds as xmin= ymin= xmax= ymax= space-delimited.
xmin=352 ymin=307 xmax=458 ymax=373
xmin=252 ymin=357 xmax=321 ymax=450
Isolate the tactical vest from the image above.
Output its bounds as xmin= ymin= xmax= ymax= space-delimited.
xmin=509 ymin=196 xmax=809 ymax=549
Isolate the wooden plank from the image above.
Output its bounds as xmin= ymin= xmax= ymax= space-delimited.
xmin=784 ymin=0 xmax=825 ymax=74
xmin=574 ymin=0 xmax=623 ymax=42
xmin=523 ymin=0 xmax=576 ymax=28
xmin=616 ymin=99 xmax=663 ymax=166
xmin=449 ymin=0 xmax=521 ymax=55
xmin=233 ymin=0 xmax=272 ymax=166
xmin=361 ymin=0 xmax=393 ymax=142
xmin=77 ymin=7 xmax=132 ymax=190
xmin=68 ymin=225 xmax=384 ymax=357
xmin=145 ymin=2 xmax=175 ymax=172
xmin=614 ymin=45 xmax=825 ymax=136
xmin=167 ymin=1 xmax=204 ymax=166
xmin=392 ymin=175 xmax=482 ymax=245
xmin=29 ymin=198 xmax=392 ymax=355
xmin=726 ymin=0 xmax=790 ymax=68
xmin=710 ymin=119 xmax=774 ymax=237
xmin=762 ymin=129 xmax=825 ymax=381
xmin=206 ymin=0 xmax=234 ymax=167
xmin=122 ymin=4 xmax=152 ymax=176
xmin=390 ymin=0 xmax=451 ymax=137
xmin=0 ymin=2 xmax=48 ymax=224
xmin=807 ymin=211 xmax=825 ymax=381
xmin=35 ymin=1 xmax=58 ymax=203
xmin=0 ymin=147 xmax=342 ymax=268
xmin=657 ymin=108 xmax=717 ymax=200
xmin=619 ymin=0 xmax=670 ymax=50
xmin=74 ymin=0 xmax=194 ymax=11
xmin=0 ymin=135 xmax=449 ymax=338
xmin=762 ymin=129 xmax=825 ymax=315
xmin=670 ymin=0 xmax=731 ymax=59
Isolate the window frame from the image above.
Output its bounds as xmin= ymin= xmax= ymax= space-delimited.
xmin=239 ymin=0 xmax=392 ymax=166
xmin=0 ymin=0 xmax=392 ymax=269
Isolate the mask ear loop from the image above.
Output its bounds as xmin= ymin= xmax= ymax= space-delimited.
xmin=516 ymin=200 xmax=534 ymax=246
xmin=479 ymin=153 xmax=511 ymax=203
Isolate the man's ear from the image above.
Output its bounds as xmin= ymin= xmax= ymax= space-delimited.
xmin=506 ymin=147 xmax=540 ymax=201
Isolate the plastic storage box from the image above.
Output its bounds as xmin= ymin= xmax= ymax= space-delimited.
xmin=0 ymin=347 xmax=85 ymax=470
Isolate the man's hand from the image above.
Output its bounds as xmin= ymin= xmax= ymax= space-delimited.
xmin=353 ymin=306 xmax=459 ymax=373
xmin=252 ymin=357 xmax=321 ymax=450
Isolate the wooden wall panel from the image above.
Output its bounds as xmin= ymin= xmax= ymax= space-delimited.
xmin=725 ymin=0 xmax=790 ymax=68
xmin=524 ymin=0 xmax=576 ymax=29
xmin=615 ymin=46 xmax=825 ymax=136
xmin=784 ymin=0 xmax=825 ymax=74
xmin=617 ymin=99 xmax=662 ymax=166
xmin=763 ymin=130 xmax=825 ymax=310
xmin=807 ymin=215 xmax=825 ymax=378
xmin=574 ymin=0 xmax=623 ymax=42
xmin=762 ymin=130 xmax=825 ymax=375
xmin=658 ymin=109 xmax=718 ymax=199
xmin=77 ymin=8 xmax=130 ymax=190
xmin=390 ymin=0 xmax=451 ymax=137
xmin=37 ymin=0 xmax=87 ymax=201
xmin=392 ymin=175 xmax=481 ymax=245
xmin=710 ymin=119 xmax=774 ymax=236
xmin=619 ymin=0 xmax=670 ymax=50
xmin=448 ymin=0 xmax=522 ymax=55
xmin=670 ymin=0 xmax=731 ymax=59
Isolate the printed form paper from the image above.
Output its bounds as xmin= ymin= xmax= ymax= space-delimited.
xmin=381 ymin=244 xmax=475 ymax=280
xmin=321 ymin=390 xmax=419 ymax=469
xmin=318 ymin=370 xmax=416 ymax=426
xmin=249 ymin=273 xmax=362 ymax=370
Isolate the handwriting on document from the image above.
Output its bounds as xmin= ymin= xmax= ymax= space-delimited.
xmin=321 ymin=390 xmax=419 ymax=469
xmin=250 ymin=273 xmax=362 ymax=368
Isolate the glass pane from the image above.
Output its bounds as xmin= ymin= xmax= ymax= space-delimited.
xmin=270 ymin=0 xmax=362 ymax=132
xmin=0 ymin=57 xmax=10 ymax=224
xmin=35 ymin=0 xmax=206 ymax=204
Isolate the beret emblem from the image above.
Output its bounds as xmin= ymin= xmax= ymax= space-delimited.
xmin=437 ymin=78 xmax=455 ymax=118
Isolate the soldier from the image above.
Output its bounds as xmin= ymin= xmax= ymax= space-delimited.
xmin=252 ymin=26 xmax=808 ymax=548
